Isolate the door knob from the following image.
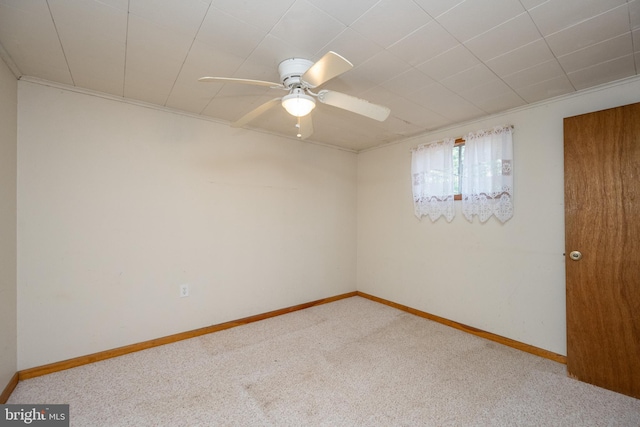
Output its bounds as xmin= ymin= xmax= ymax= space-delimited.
xmin=569 ymin=251 xmax=582 ymax=261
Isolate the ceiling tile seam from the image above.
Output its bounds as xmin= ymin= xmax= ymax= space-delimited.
xmin=372 ymin=40 xmax=471 ymax=86
xmin=45 ymin=0 xmax=75 ymax=86
xmin=344 ymin=0 xmax=384 ymax=29
xmin=499 ymin=57 xmax=567 ymax=86
xmin=344 ymin=0 xmax=427 ymax=60
xmin=513 ymin=74 xmax=571 ymax=100
xmin=400 ymin=15 xmax=529 ymax=109
xmin=312 ymin=26 xmax=349 ymax=59
xmin=293 ymin=1 xmax=347 ymax=61
xmin=307 ymin=6 xmax=355 ymax=58
xmin=460 ymin=10 xmax=529 ymax=45
xmin=361 ymin=43 xmax=526 ymax=123
xmin=95 ymin=0 xmax=127 ymax=12
xmin=518 ymin=0 xmax=550 ymax=12
xmin=265 ymin=0 xmax=299 ymax=33
xmin=406 ymin=96 xmax=446 ymax=122
xmin=122 ymin=0 xmax=130 ymax=98
xmin=411 ymin=0 xmax=464 ymax=20
xmin=0 ymin=41 xmax=22 ymax=78
xmin=195 ymin=9 xmax=240 ymax=116
xmin=384 ymin=18 xmax=434 ymax=51
xmin=334 ymin=6 xmax=458 ymax=90
xmin=370 ymin=68 xmax=496 ymax=120
xmin=360 ymin=74 xmax=640 ymax=154
xmin=482 ymin=32 xmax=546 ymax=65
xmin=446 ymin=88 xmax=510 ymax=117
xmin=556 ymin=32 xmax=635 ymax=68
xmin=441 ymin=15 xmax=537 ymax=107
xmin=197 ymin=86 xmax=223 ymax=116
xmin=540 ymin=2 xmax=631 ymax=41
xmin=520 ymin=5 xmax=577 ymax=92
xmin=162 ymin=1 xmax=214 ymax=107
xmin=404 ymin=81 xmax=468 ymax=121
xmin=409 ymin=22 xmax=487 ymax=79
xmin=525 ymin=2 xmax=636 ymax=86
xmin=196 ymin=2 xmax=299 ymax=116
xmin=566 ymin=52 xmax=637 ymax=79
xmin=627 ymin=1 xmax=639 ymax=75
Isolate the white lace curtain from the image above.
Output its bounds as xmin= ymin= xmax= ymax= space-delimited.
xmin=461 ymin=126 xmax=514 ymax=223
xmin=411 ymin=125 xmax=514 ymax=223
xmin=411 ymin=138 xmax=455 ymax=222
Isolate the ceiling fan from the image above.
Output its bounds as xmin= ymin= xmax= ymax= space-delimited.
xmin=198 ymin=51 xmax=391 ymax=139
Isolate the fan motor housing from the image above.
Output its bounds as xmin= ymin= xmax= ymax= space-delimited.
xmin=278 ymin=58 xmax=313 ymax=88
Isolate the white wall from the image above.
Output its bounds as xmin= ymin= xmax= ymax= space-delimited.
xmin=17 ymin=81 xmax=357 ymax=370
xmin=0 ymin=58 xmax=17 ymax=388
xmin=357 ymin=76 xmax=640 ymax=356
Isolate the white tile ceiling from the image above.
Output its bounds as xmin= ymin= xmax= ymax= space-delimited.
xmin=0 ymin=0 xmax=638 ymax=151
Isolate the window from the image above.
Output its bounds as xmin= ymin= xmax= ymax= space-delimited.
xmin=452 ymin=139 xmax=465 ymax=200
xmin=411 ymin=125 xmax=514 ymax=223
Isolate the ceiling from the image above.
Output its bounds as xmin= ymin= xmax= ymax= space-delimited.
xmin=1 ymin=0 xmax=638 ymax=151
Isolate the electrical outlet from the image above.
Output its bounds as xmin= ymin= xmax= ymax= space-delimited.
xmin=179 ymin=284 xmax=189 ymax=298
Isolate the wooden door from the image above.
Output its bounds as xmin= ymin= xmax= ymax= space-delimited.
xmin=564 ymin=102 xmax=640 ymax=399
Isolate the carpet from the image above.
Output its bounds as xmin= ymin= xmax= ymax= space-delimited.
xmin=8 ymin=297 xmax=640 ymax=426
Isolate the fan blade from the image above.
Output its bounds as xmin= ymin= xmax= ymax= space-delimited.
xmin=231 ymin=98 xmax=282 ymax=128
xmin=198 ymin=77 xmax=283 ymax=88
xmin=297 ymin=115 xmax=314 ymax=140
xmin=301 ymin=51 xmax=353 ymax=88
xmin=317 ymin=90 xmax=390 ymax=122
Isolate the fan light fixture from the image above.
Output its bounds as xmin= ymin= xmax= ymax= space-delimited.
xmin=281 ymin=88 xmax=316 ymax=117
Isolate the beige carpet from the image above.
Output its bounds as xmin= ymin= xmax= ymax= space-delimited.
xmin=8 ymin=296 xmax=640 ymax=426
